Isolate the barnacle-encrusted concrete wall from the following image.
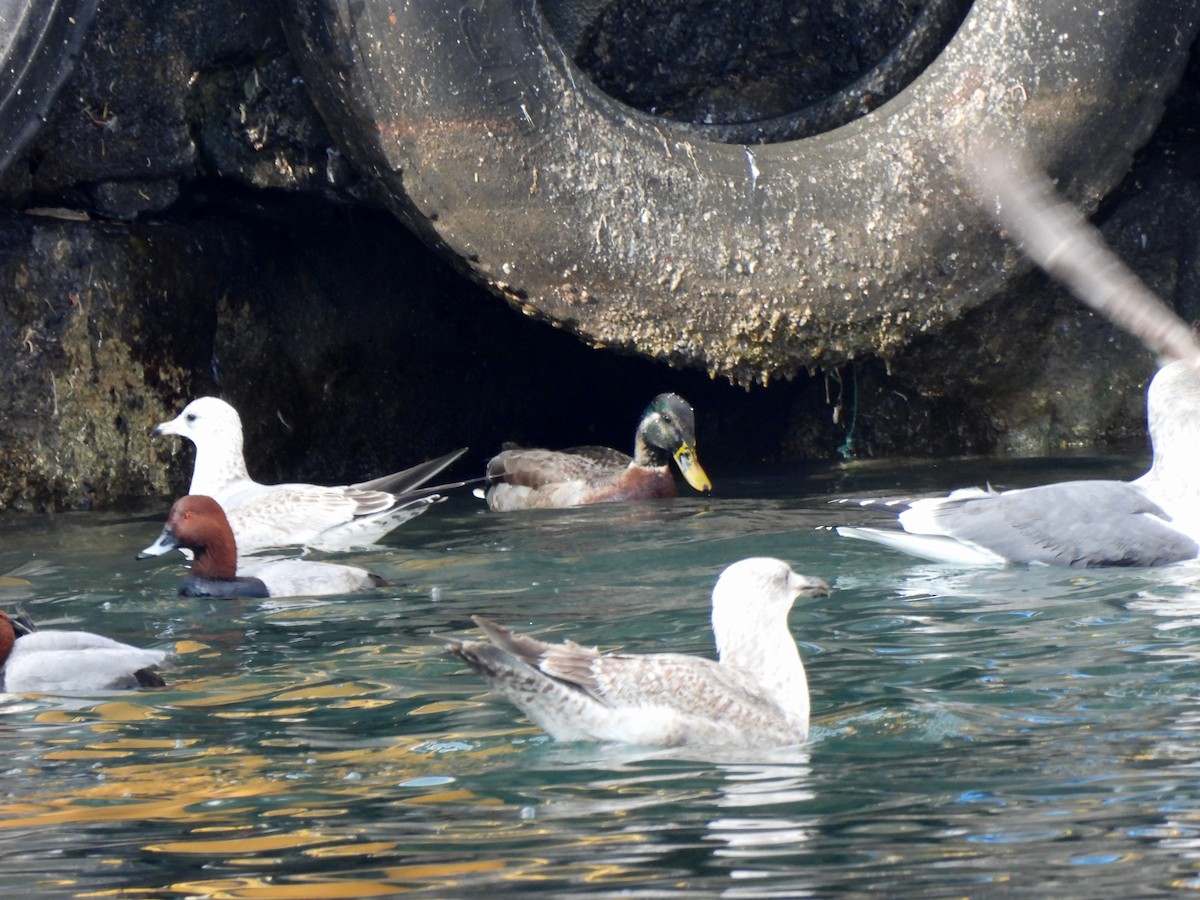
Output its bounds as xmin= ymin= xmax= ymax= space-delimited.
xmin=0 ymin=0 xmax=1195 ymax=510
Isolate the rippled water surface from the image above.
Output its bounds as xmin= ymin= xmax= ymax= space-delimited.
xmin=6 ymin=455 xmax=1200 ymax=897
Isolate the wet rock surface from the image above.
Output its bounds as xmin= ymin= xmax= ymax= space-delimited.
xmin=0 ymin=0 xmax=1196 ymax=511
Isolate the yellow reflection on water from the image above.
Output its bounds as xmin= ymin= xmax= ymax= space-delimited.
xmin=305 ymin=842 xmax=397 ymax=857
xmin=31 ymin=709 xmax=80 ymax=724
xmin=0 ymin=794 xmax=249 ymax=829
xmin=274 ymin=683 xmax=380 ymax=701
xmin=213 ymin=706 xmax=317 ymax=718
xmin=0 ymin=654 xmax=553 ymax=896
xmin=33 ymin=701 xmax=167 ymax=724
xmin=409 ymin=700 xmax=472 ymax=716
xmin=382 ymin=859 xmax=509 ymax=881
xmin=175 ymin=687 xmax=310 ymax=708
xmin=171 ymin=859 xmax=512 ymax=899
xmin=330 ymin=697 xmax=393 ymax=710
xmin=42 ymin=749 xmax=136 ymax=761
xmin=80 ymin=737 xmax=193 ymax=751
xmin=95 ymin=700 xmax=167 ymax=721
xmin=0 ymin=757 xmax=295 ymax=828
xmin=147 ymin=830 xmax=335 ymax=855
xmin=403 ymin=788 xmax=492 ymax=805
xmin=262 ymin=807 xmax=351 ymax=820
xmin=169 ymin=875 xmax=402 ymax=899
xmin=0 ymin=720 xmax=513 ymax=831
xmin=169 ymin=671 xmax=392 ymax=712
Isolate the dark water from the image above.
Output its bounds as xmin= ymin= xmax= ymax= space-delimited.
xmin=5 ymin=455 xmax=1200 ymax=898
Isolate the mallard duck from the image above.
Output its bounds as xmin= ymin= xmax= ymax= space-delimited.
xmin=835 ymin=359 xmax=1200 ymax=567
xmin=153 ymin=396 xmax=468 ymax=552
xmin=446 ymin=557 xmax=829 ymax=747
xmin=139 ymin=495 xmax=385 ymax=598
xmin=482 ymin=392 xmax=712 ymax=511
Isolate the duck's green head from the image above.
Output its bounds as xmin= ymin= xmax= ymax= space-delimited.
xmin=636 ymin=393 xmax=713 ymax=493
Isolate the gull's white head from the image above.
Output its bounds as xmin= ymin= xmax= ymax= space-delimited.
xmin=710 ymin=557 xmax=829 ymax=652
xmin=154 ymin=397 xmax=244 ymax=450
xmin=153 ymin=397 xmax=249 ymax=494
xmin=1144 ymin=361 xmax=1200 ymax=478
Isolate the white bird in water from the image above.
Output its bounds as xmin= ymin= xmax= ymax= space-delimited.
xmin=447 ymin=558 xmax=829 ymax=748
xmin=836 ymin=358 xmax=1200 ymax=567
xmin=153 ymin=396 xmax=468 ymax=553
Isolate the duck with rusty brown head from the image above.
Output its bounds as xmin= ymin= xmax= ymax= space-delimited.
xmin=481 ymin=393 xmax=713 ymax=512
xmin=0 ymin=609 xmax=170 ymax=692
xmin=139 ymin=495 xmax=385 ymax=599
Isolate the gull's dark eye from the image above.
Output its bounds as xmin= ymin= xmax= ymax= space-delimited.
xmin=186 ymin=413 xmax=197 ymax=423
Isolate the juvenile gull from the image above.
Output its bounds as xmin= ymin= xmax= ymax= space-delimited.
xmin=446 ymin=558 xmax=829 ymax=748
xmin=153 ymin=396 xmax=468 ymax=553
xmin=835 ymin=360 xmax=1200 ymax=567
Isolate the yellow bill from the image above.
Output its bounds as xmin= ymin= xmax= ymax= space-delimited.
xmin=674 ymin=444 xmax=712 ymax=493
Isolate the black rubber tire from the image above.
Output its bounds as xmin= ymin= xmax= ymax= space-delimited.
xmin=0 ymin=0 xmax=97 ymax=174
xmin=283 ymin=0 xmax=1199 ymax=384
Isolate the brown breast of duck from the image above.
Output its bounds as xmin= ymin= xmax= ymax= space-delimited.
xmin=581 ymin=466 xmax=678 ymax=504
